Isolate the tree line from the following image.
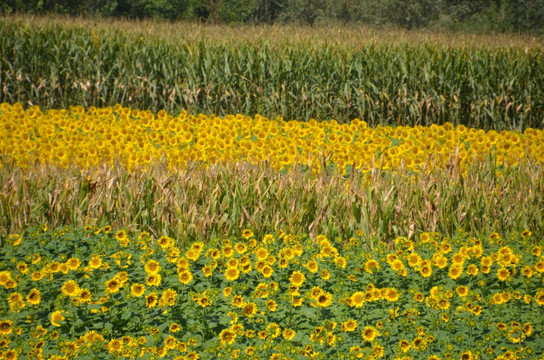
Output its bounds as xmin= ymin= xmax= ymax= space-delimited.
xmin=2 ymin=0 xmax=543 ymax=33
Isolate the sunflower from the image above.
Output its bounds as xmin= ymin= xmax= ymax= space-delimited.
xmin=278 ymin=258 xmax=289 ymax=268
xmin=321 ymin=269 xmax=331 ymax=280
xmin=61 ymin=280 xmax=81 ymax=297
xmin=164 ymin=335 xmax=177 ymax=350
xmin=315 ymin=292 xmax=333 ymax=308
xmin=88 ymin=255 xmax=103 ymax=269
xmin=31 ymin=253 xmax=41 ymax=264
xmin=50 ymin=310 xmax=65 ymax=327
xmin=350 ymin=291 xmax=365 ymax=307
xmin=78 ymin=289 xmax=92 ymax=303
xmin=234 ymin=243 xmax=247 ymax=254
xmin=178 ymin=270 xmax=193 ymax=285
xmin=146 ymin=273 xmax=162 ymax=287
xmin=231 ymin=295 xmax=244 ymax=307
xmin=145 ymin=293 xmax=158 ymax=308
xmin=420 ymin=264 xmax=432 ymax=278
xmin=242 ymin=229 xmax=254 ymax=239
xmin=219 ymin=329 xmax=236 ymax=346
xmin=291 ymin=296 xmax=303 ymax=307
xmin=255 ymin=247 xmax=269 ymax=261
xmin=49 ymin=261 xmax=61 ymax=273
xmin=31 ymin=271 xmax=44 ymax=281
xmin=201 ymin=265 xmax=213 ymax=277
xmin=226 ymin=258 xmax=239 ymax=268
xmin=242 ymin=302 xmax=258 ymax=317
xmin=266 ymin=299 xmax=278 ymax=311
xmin=371 ymin=344 xmax=385 ymax=358
xmin=438 ymin=298 xmax=450 ymax=310
xmin=456 ymin=286 xmax=468 ymax=297
xmin=341 ymin=319 xmax=358 ymax=332
xmin=497 ymin=268 xmax=510 ymax=281
xmin=289 ymin=271 xmax=305 ymax=287
xmin=460 ymin=351 xmax=475 ymax=360
xmin=16 ymin=262 xmax=28 ymax=274
xmin=0 ymin=320 xmax=13 ymax=335
xmin=466 ymin=264 xmax=479 ymax=276
xmin=115 ymin=230 xmax=127 ymax=242
xmin=131 ymin=284 xmax=146 ymax=297
xmin=157 ymin=236 xmax=174 ymax=249
xmin=105 ymin=278 xmax=121 ymax=294
xmin=407 ymin=253 xmax=422 ymax=267
xmin=225 ymin=267 xmax=240 ymax=281
xmin=282 ymin=328 xmax=296 ymax=341
xmin=523 ymin=323 xmax=533 ymax=336
xmin=448 ymin=265 xmax=463 ymax=280
xmin=384 ymin=288 xmax=400 ymax=302
xmin=399 ymin=339 xmax=411 ymax=352
xmin=534 ymin=291 xmax=544 ymax=305
xmin=361 ymin=326 xmax=380 ymax=342
xmin=27 ymin=288 xmax=41 ymax=305
xmin=66 ymin=257 xmax=81 ymax=270
xmin=3 ymin=349 xmax=17 ymax=360
xmin=144 ymin=260 xmax=161 ymax=274
xmin=305 ymin=260 xmax=319 ymax=273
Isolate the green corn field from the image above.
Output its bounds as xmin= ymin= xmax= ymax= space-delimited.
xmin=1 ymin=16 xmax=543 ymax=130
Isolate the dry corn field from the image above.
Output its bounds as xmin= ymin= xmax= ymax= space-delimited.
xmin=1 ymin=15 xmax=544 ymax=360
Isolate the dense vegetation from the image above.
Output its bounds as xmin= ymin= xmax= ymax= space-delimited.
xmin=2 ymin=18 xmax=543 ymax=130
xmin=1 ymin=14 xmax=544 ymax=360
xmin=1 ymin=226 xmax=543 ymax=359
xmin=2 ymin=0 xmax=544 ymax=33
xmin=2 ymin=103 xmax=544 ymax=241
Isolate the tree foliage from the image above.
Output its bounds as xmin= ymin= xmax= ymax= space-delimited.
xmin=1 ymin=0 xmax=543 ymax=33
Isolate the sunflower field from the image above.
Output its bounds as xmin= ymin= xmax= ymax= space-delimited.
xmin=1 ymin=14 xmax=544 ymax=360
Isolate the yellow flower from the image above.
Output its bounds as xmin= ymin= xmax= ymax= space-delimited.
xmin=0 ymin=320 xmax=13 ymax=335
xmin=26 ymin=288 xmax=41 ymax=305
xmin=350 ymin=291 xmax=365 ymax=307
xmin=219 ymin=328 xmax=236 ymax=346
xmin=315 ymin=291 xmax=333 ymax=308
xmin=460 ymin=350 xmax=476 ymax=360
xmin=146 ymin=273 xmax=162 ymax=287
xmin=61 ymin=280 xmax=81 ymax=297
xmin=144 ymin=260 xmax=161 ymax=274
xmin=361 ymin=326 xmax=380 ymax=342
xmin=50 ymin=311 xmax=65 ymax=327
xmin=341 ymin=319 xmax=358 ymax=332
xmin=105 ymin=278 xmax=121 ymax=294
xmin=456 ymin=286 xmax=469 ymax=297
xmin=234 ymin=242 xmax=247 ymax=254
xmin=242 ymin=302 xmax=258 ymax=317
xmin=305 ymin=260 xmax=319 ymax=273
xmin=131 ymin=283 xmax=146 ymax=297
xmin=448 ymin=265 xmax=463 ymax=280
xmin=289 ymin=270 xmax=305 ymax=287
xmin=88 ymin=255 xmax=103 ymax=269
xmin=178 ymin=270 xmax=193 ymax=285
xmin=282 ymin=328 xmax=296 ymax=341
xmin=157 ymin=236 xmax=174 ymax=249
xmin=497 ymin=267 xmax=510 ymax=281
xmin=225 ymin=267 xmax=240 ymax=281
xmin=266 ymin=299 xmax=278 ymax=312
xmin=66 ymin=257 xmax=81 ymax=270
xmin=164 ymin=335 xmax=177 ymax=349
xmin=399 ymin=339 xmax=411 ymax=352
xmin=145 ymin=293 xmax=158 ymax=308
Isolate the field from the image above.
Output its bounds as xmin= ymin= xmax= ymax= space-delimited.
xmin=1 ymin=15 xmax=544 ymax=360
